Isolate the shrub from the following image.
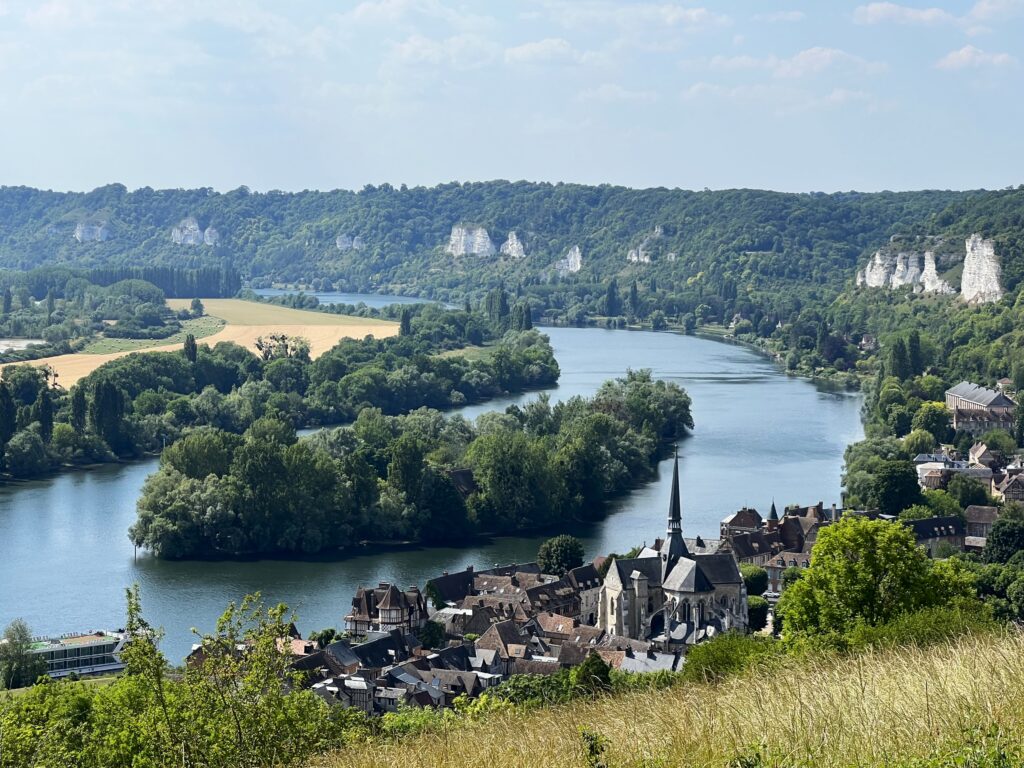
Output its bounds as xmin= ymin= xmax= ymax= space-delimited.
xmin=681 ymin=632 xmax=783 ymax=684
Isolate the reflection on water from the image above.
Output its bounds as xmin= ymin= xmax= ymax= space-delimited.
xmin=0 ymin=325 xmax=862 ymax=661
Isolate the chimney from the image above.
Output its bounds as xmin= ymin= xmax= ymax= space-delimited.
xmin=831 ymin=503 xmax=838 ymax=522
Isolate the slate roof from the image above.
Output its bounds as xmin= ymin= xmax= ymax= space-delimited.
xmin=567 ymin=563 xmax=602 ymax=592
xmin=903 ymin=515 xmax=965 ymax=540
xmin=611 ymin=556 xmax=662 ymax=585
xmin=691 ymin=553 xmax=743 ymax=586
xmin=662 ymin=557 xmax=714 ymax=593
xmin=947 ymin=381 xmax=1016 ymax=408
xmin=426 ymin=567 xmax=477 ymax=606
xmin=965 ymin=505 xmax=1000 ymax=524
xmin=722 ymin=507 xmax=763 ymax=529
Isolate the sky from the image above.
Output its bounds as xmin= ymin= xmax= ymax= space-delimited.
xmin=0 ymin=1 xmax=1021 ymax=193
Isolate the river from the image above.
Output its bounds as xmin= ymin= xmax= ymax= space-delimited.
xmin=0 ymin=324 xmax=863 ymax=662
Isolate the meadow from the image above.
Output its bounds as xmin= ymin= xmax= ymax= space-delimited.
xmin=324 ymin=631 xmax=1024 ymax=768
xmin=31 ymin=299 xmax=399 ymax=386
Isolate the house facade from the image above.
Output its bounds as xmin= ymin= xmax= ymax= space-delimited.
xmin=945 ymin=381 xmax=1016 ymax=435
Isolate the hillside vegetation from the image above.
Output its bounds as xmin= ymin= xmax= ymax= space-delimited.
xmin=326 ymin=631 xmax=1024 ymax=768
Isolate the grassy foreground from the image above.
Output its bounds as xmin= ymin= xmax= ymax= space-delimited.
xmin=324 ymin=631 xmax=1024 ymax=768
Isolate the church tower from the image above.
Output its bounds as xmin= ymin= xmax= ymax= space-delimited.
xmin=661 ymin=453 xmax=689 ymax=582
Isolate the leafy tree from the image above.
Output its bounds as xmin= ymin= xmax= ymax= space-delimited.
xmin=415 ymin=620 xmax=445 ymax=649
xmin=31 ymin=388 xmax=53 ymax=442
xmin=89 ymin=379 xmax=128 ymax=453
xmin=537 ymin=534 xmax=585 ymax=576
xmin=911 ymin=402 xmax=952 ymax=443
xmin=0 ymin=382 xmax=16 ymax=451
xmin=902 ymin=429 xmax=936 ymax=456
xmin=680 ymin=632 xmax=781 ymax=683
xmin=569 ymin=650 xmax=611 ymax=694
xmin=307 ymin=627 xmax=339 ymax=648
xmin=888 ymin=337 xmax=911 ymax=381
xmin=190 ymin=297 xmax=204 ymax=316
xmin=0 ymin=618 xmax=47 ymax=689
xmin=739 ymin=563 xmax=768 ymax=597
xmin=1 ymin=287 xmax=11 ymax=315
xmin=980 ymin=429 xmax=1016 ymax=456
xmin=777 ymin=516 xmax=976 ymax=641
xmin=869 ymin=460 xmax=921 ymax=516
xmin=399 ymin=308 xmax=412 ymax=337
xmin=69 ymin=385 xmax=87 ymax=433
xmin=983 ymin=505 xmax=1024 ymax=563
xmin=604 ymin=279 xmax=621 ymax=317
xmin=183 ymin=333 xmax=198 ymax=363
xmin=4 ymin=430 xmax=50 ymax=476
xmin=747 ymin=595 xmax=769 ymax=632
xmin=946 ymin=474 xmax=990 ymax=509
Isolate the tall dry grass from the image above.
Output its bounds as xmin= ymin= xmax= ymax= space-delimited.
xmin=317 ymin=630 xmax=1024 ymax=768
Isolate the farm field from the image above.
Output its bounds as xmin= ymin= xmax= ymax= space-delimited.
xmin=80 ymin=316 xmax=226 ymax=354
xmin=31 ymin=299 xmax=398 ymax=387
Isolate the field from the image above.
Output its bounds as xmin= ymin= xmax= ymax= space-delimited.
xmin=30 ymin=299 xmax=398 ymax=387
xmin=325 ymin=631 xmax=1024 ymax=768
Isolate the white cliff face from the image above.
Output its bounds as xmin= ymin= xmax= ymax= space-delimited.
xmin=500 ymin=231 xmax=526 ymax=259
xmin=556 ymin=245 xmax=583 ymax=275
xmin=74 ymin=221 xmax=111 ymax=242
xmin=203 ymin=227 xmax=220 ymax=246
xmin=627 ymin=225 xmax=664 ymax=264
xmin=172 ymin=217 xmax=203 ymax=245
xmin=857 ymin=248 xmax=954 ymax=294
xmin=961 ymin=233 xmax=1003 ymax=303
xmin=336 ymin=233 xmax=364 ymax=252
xmin=446 ymin=225 xmax=495 ymax=257
xmin=921 ymin=251 xmax=954 ymax=294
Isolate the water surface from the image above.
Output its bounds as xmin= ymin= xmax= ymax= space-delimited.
xmin=0 ymin=326 xmax=862 ymax=661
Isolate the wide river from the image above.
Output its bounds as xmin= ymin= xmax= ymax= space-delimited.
xmin=0 ymin=322 xmax=863 ymax=662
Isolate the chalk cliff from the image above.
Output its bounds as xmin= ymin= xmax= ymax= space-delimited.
xmin=556 ymin=245 xmax=583 ymax=275
xmin=500 ymin=231 xmax=526 ymax=259
xmin=961 ymin=234 xmax=1003 ymax=304
xmin=336 ymin=234 xmax=365 ymax=252
xmin=920 ymin=251 xmax=954 ymax=295
xmin=446 ymin=225 xmax=495 ymax=257
xmin=627 ymin=225 xmax=664 ymax=264
xmin=857 ymin=248 xmax=952 ymax=294
xmin=74 ymin=221 xmax=111 ymax=242
xmin=172 ymin=217 xmax=219 ymax=246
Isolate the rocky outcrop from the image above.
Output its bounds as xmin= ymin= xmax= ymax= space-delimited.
xmin=172 ymin=217 xmax=219 ymax=246
xmin=500 ymin=231 xmax=526 ymax=259
xmin=74 ymin=221 xmax=111 ymax=242
xmin=961 ymin=234 xmax=1003 ymax=304
xmin=627 ymin=225 xmax=664 ymax=264
xmin=920 ymin=251 xmax=954 ymax=295
xmin=857 ymin=248 xmax=952 ymax=294
xmin=336 ymin=234 xmax=365 ymax=252
xmin=446 ymin=225 xmax=495 ymax=257
xmin=556 ymin=245 xmax=583 ymax=276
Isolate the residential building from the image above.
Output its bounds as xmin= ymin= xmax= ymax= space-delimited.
xmin=902 ymin=516 xmax=966 ymax=556
xmin=945 ymin=381 xmax=1016 ymax=435
xmin=346 ymin=583 xmax=427 ymax=636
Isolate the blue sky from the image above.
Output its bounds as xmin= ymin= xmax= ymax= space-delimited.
xmin=0 ymin=1 xmax=1020 ymax=192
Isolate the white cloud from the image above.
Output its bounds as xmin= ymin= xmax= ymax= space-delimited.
xmin=936 ymin=44 xmax=1017 ymax=69
xmin=577 ymin=83 xmax=658 ymax=103
xmin=392 ymin=33 xmax=496 ymax=69
xmin=854 ymin=0 xmax=1022 ymax=26
xmin=752 ymin=10 xmax=805 ymax=22
xmin=541 ymin=2 xmax=729 ymax=30
xmin=698 ymin=48 xmax=885 ymax=78
xmin=504 ymin=37 xmax=577 ymax=65
xmin=853 ymin=3 xmax=955 ymax=25
xmin=23 ymin=0 xmax=95 ymax=29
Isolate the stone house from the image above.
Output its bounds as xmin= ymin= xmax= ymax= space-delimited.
xmin=903 ymin=516 xmax=965 ymax=556
xmin=346 ymin=583 xmax=428 ymax=636
xmin=764 ymin=551 xmax=812 ymax=593
xmin=965 ymin=505 xmax=1000 ymax=539
xmin=945 ymin=381 xmax=1016 ymax=436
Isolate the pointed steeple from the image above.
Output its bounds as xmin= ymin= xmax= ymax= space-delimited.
xmin=661 ymin=452 xmax=688 ymax=581
xmin=768 ymin=499 xmax=778 ymax=521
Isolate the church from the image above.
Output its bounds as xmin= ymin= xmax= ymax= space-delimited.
xmin=597 ymin=455 xmax=748 ymax=647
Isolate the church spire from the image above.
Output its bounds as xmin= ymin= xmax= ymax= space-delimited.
xmin=769 ymin=498 xmax=778 ymax=521
xmin=661 ymin=452 xmax=688 ymax=580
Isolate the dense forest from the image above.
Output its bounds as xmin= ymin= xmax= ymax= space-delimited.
xmin=0 ymin=303 xmax=558 ymax=482
xmin=129 ymin=369 xmax=692 ymax=557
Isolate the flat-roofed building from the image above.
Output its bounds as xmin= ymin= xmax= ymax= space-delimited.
xmin=27 ymin=631 xmax=127 ymax=679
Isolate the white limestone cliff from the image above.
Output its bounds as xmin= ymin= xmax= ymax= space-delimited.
xmin=891 ymin=253 xmax=921 ymax=288
xmin=961 ymin=233 xmax=1003 ymax=304
xmin=172 ymin=217 xmax=203 ymax=245
xmin=74 ymin=221 xmax=111 ymax=242
xmin=556 ymin=245 xmax=583 ymax=275
xmin=627 ymin=225 xmax=664 ymax=264
xmin=203 ymin=227 xmax=220 ymax=246
xmin=336 ymin=233 xmax=364 ymax=252
xmin=920 ymin=251 xmax=954 ymax=295
xmin=446 ymin=225 xmax=495 ymax=257
xmin=500 ymin=231 xmax=526 ymax=259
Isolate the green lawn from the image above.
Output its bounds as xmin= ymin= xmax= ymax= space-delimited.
xmin=3 ymin=674 xmax=119 ymax=698
xmin=81 ymin=317 xmax=226 ymax=354
xmin=436 ymin=344 xmax=493 ymax=361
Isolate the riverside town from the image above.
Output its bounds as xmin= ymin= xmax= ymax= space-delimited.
xmin=3 ymin=2 xmax=1024 ymax=766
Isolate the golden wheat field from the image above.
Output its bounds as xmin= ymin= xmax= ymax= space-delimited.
xmin=320 ymin=631 xmax=1024 ymax=768
xmin=30 ymin=299 xmax=398 ymax=386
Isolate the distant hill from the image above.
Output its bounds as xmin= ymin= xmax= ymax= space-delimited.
xmin=0 ymin=182 xmax=978 ymax=300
